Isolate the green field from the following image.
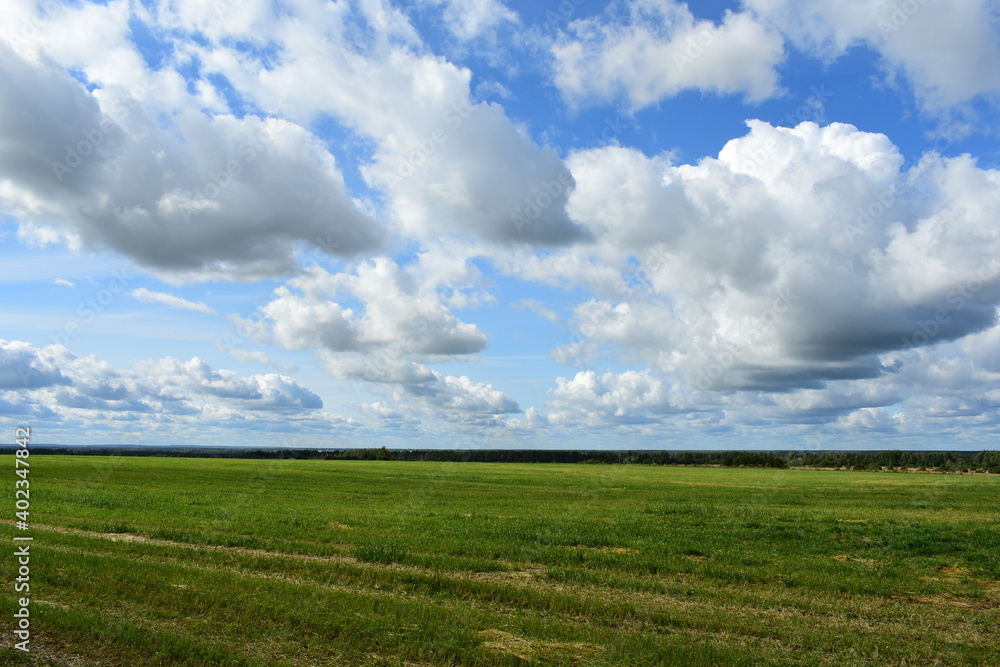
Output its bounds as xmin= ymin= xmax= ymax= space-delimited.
xmin=1 ymin=456 xmax=998 ymax=666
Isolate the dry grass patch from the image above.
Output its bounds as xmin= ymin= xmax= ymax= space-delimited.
xmin=471 ymin=567 xmax=547 ymax=584
xmin=833 ymin=555 xmax=885 ymax=566
xmin=910 ymin=594 xmax=996 ymax=610
xmin=478 ymin=629 xmax=603 ymax=664
xmin=0 ymin=621 xmax=108 ymax=667
xmin=567 ymin=545 xmax=640 ymax=554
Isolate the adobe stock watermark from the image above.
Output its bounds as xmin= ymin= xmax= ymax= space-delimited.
xmin=297 ymin=234 xmax=351 ymax=266
xmin=213 ymin=0 xmax=247 ymax=20
xmin=47 ymin=269 xmax=134 ymax=348
xmin=844 ymin=182 xmax=905 ymax=244
xmin=560 ymin=250 xmax=672 ymax=348
xmin=899 ymin=256 xmax=1000 ymax=360
xmin=721 ymin=85 xmax=833 ymax=193
xmin=511 ymin=115 xmax=627 ymax=235
xmin=803 ymin=422 xmax=841 ymax=451
xmin=219 ymin=294 xmax=275 ymax=351
xmin=720 ymin=135 xmax=779 ymax=193
xmin=74 ymin=425 xmax=148 ymax=500
xmin=12 ymin=426 xmax=32 ymax=653
xmin=672 ymin=10 xmax=827 ymax=77
xmin=13 ymin=268 xmax=136 ymax=390
xmin=510 ymin=170 xmax=576 ymax=235
xmin=50 ymin=76 xmax=159 ymax=183
xmin=776 ymin=85 xmax=833 ymax=128
xmin=360 ymin=343 xmax=407 ymax=384
xmin=177 ymin=123 xmax=284 ymax=224
xmin=619 ymin=245 xmax=673 ymax=297
xmin=542 ymin=0 xmax=588 ymax=30
xmin=876 ymin=0 xmax=930 ymax=38
xmin=5 ymin=0 xmax=67 ymax=56
xmin=382 ymin=101 xmax=474 ymax=187
xmin=693 ymin=289 xmax=800 ymax=391
xmin=359 ymin=315 xmax=434 ymax=383
xmin=673 ymin=24 xmax=722 ymax=72
xmin=927 ymin=122 xmax=969 ymax=156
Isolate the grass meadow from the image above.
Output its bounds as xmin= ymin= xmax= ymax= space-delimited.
xmin=1 ymin=455 xmax=998 ymax=666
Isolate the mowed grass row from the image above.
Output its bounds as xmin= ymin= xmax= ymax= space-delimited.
xmin=0 ymin=456 xmax=998 ymax=666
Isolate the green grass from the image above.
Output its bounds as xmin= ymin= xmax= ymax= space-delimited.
xmin=1 ymin=455 xmax=998 ymax=665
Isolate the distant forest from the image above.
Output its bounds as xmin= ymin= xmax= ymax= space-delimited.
xmin=6 ymin=446 xmax=1000 ymax=473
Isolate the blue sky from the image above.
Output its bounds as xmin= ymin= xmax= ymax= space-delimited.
xmin=3 ymin=0 xmax=1000 ymax=449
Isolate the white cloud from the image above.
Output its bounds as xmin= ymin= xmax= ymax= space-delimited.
xmin=496 ymin=119 xmax=1000 ymax=434
xmin=178 ymin=2 xmax=587 ymax=247
xmin=546 ymin=369 xmax=675 ymax=426
xmin=129 ymin=288 xmax=214 ymax=314
xmin=0 ymin=22 xmax=384 ymax=281
xmin=551 ymin=0 xmax=785 ymax=109
xmin=427 ymin=0 xmax=518 ymax=41
xmin=475 ymin=79 xmax=514 ymax=100
xmin=514 ymin=298 xmax=559 ymax=323
xmin=153 ymin=0 xmax=280 ymax=44
xmin=135 ymin=356 xmax=324 ymax=412
xmin=319 ymin=350 xmax=437 ymax=385
xmin=0 ymin=340 xmax=324 ymax=424
xmin=0 ymin=339 xmax=73 ymax=390
xmin=362 ymin=100 xmax=588 ymax=246
xmin=3 ymin=0 xmax=588 ymax=284
xmin=359 ymin=400 xmax=423 ymax=432
xmin=254 ymin=260 xmax=488 ymax=357
xmin=242 ymin=258 xmax=521 ymax=424
xmin=220 ymin=347 xmax=268 ymax=366
xmin=318 ymin=353 xmax=520 ymax=424
xmin=424 ymin=373 xmax=519 ymax=416
xmin=744 ymin=0 xmax=1000 ymax=112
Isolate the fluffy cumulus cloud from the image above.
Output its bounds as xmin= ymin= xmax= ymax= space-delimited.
xmin=0 ymin=340 xmax=324 ymax=428
xmin=393 ymin=371 xmax=520 ymax=425
xmin=365 ymin=99 xmax=588 ymax=246
xmin=249 ymin=259 xmax=488 ymax=359
xmin=135 ymin=356 xmax=324 ymax=411
xmin=546 ymin=369 xmax=675 ymax=426
xmin=0 ymin=340 xmax=73 ymax=390
xmin=323 ymin=354 xmax=521 ymax=426
xmin=0 ymin=6 xmax=384 ymax=281
xmin=240 ymin=258 xmax=519 ymax=424
xmin=744 ymin=0 xmax=1000 ymax=111
xmin=519 ymin=119 xmax=1000 ymax=435
xmin=551 ymin=0 xmax=785 ymax=108
xmin=158 ymin=0 xmax=590 ymax=247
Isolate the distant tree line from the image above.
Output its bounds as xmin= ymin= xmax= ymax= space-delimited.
xmin=787 ymin=449 xmax=1000 ymax=473
xmin=5 ymin=446 xmax=998 ymax=472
